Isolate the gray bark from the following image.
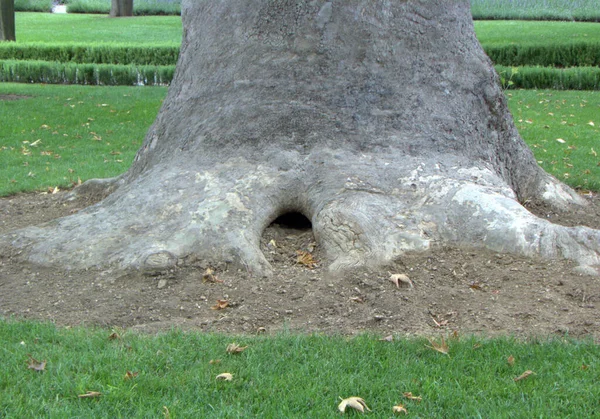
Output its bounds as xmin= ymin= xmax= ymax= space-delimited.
xmin=3 ymin=0 xmax=600 ymax=276
xmin=0 ymin=0 xmax=15 ymax=42
xmin=110 ymin=0 xmax=133 ymax=17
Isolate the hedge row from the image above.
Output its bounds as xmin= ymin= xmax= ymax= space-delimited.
xmin=484 ymin=43 xmax=600 ymax=68
xmin=0 ymin=44 xmax=179 ymax=66
xmin=3 ymin=42 xmax=600 ymax=70
xmin=496 ymin=65 xmax=600 ymax=90
xmin=0 ymin=60 xmax=175 ymax=86
xmin=66 ymin=0 xmax=181 ymax=15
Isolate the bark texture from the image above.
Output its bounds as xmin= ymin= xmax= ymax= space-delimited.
xmin=0 ymin=0 xmax=15 ymax=42
xmin=110 ymin=0 xmax=133 ymax=17
xmin=3 ymin=0 xmax=600 ymax=276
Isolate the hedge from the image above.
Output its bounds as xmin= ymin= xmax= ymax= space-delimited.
xmin=0 ymin=60 xmax=175 ymax=86
xmin=496 ymin=65 xmax=600 ymax=90
xmin=484 ymin=43 xmax=600 ymax=68
xmin=0 ymin=44 xmax=179 ymax=66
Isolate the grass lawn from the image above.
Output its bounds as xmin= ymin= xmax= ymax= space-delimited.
xmin=14 ymin=12 xmax=182 ymax=45
xmin=2 ymin=84 xmax=600 ymax=196
xmin=0 ymin=83 xmax=167 ymax=196
xmin=1 ymin=319 xmax=598 ymax=418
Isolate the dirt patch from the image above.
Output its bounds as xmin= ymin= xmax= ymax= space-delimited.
xmin=1 ymin=190 xmax=599 ymax=339
xmin=0 ymin=94 xmax=32 ymax=101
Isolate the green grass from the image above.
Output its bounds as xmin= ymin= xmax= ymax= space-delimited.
xmin=15 ymin=12 xmax=182 ymax=46
xmin=0 ymin=319 xmax=598 ymax=418
xmin=2 ymin=84 xmax=600 ymax=196
xmin=507 ymin=90 xmax=600 ymax=191
xmin=471 ymin=0 xmax=600 ymax=21
xmin=474 ymin=20 xmax=600 ymax=47
xmin=0 ymin=83 xmax=167 ymax=196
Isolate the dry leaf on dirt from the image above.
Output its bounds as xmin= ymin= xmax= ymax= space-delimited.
xmin=27 ymin=355 xmax=46 ymax=372
xmin=403 ymin=392 xmax=422 ymax=402
xmin=514 ymin=370 xmax=535 ymax=382
xmin=393 ymin=404 xmax=408 ymax=414
xmin=507 ymin=355 xmax=515 ymax=366
xmin=124 ymin=371 xmax=139 ymax=380
xmin=389 ymin=273 xmax=413 ymax=288
xmin=296 ymin=250 xmax=317 ymax=269
xmin=226 ymin=343 xmax=248 ymax=354
xmin=202 ymin=268 xmax=223 ymax=283
xmin=338 ymin=396 xmax=370 ymax=413
xmin=216 ymin=373 xmax=233 ymax=381
xmin=426 ymin=337 xmax=449 ymax=355
xmin=78 ymin=391 xmax=102 ymax=399
xmin=469 ymin=282 xmax=483 ymax=290
xmin=211 ymin=299 xmax=229 ymax=310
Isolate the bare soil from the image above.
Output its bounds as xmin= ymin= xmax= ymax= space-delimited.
xmin=1 ymin=190 xmax=600 ymax=340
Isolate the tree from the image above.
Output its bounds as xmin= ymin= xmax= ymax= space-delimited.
xmin=0 ymin=0 xmax=15 ymax=41
xmin=3 ymin=0 xmax=600 ymax=276
xmin=110 ymin=0 xmax=133 ymax=17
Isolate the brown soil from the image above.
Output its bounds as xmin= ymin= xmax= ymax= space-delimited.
xmin=1 ymin=190 xmax=600 ymax=340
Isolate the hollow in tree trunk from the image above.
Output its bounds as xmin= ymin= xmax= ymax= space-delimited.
xmin=3 ymin=0 xmax=600 ymax=276
xmin=0 ymin=0 xmax=15 ymax=41
xmin=110 ymin=0 xmax=133 ymax=17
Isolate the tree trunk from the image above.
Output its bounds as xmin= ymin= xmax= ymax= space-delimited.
xmin=110 ymin=0 xmax=133 ymax=17
xmin=3 ymin=0 xmax=600 ymax=276
xmin=0 ymin=0 xmax=15 ymax=42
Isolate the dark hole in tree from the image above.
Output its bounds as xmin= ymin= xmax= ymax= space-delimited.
xmin=271 ymin=212 xmax=312 ymax=231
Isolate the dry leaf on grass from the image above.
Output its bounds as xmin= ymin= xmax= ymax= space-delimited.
xmin=202 ymin=268 xmax=222 ymax=283
xmin=216 ymin=373 xmax=234 ymax=381
xmin=226 ymin=343 xmax=248 ymax=354
xmin=108 ymin=332 xmax=121 ymax=340
xmin=163 ymin=406 xmax=171 ymax=419
xmin=380 ymin=335 xmax=394 ymax=342
xmin=78 ymin=391 xmax=102 ymax=399
xmin=403 ymin=392 xmax=422 ymax=402
xmin=296 ymin=250 xmax=317 ymax=269
xmin=514 ymin=370 xmax=535 ymax=382
xmin=393 ymin=404 xmax=408 ymax=414
xmin=124 ymin=371 xmax=139 ymax=380
xmin=27 ymin=355 xmax=46 ymax=372
xmin=211 ymin=299 xmax=229 ymax=310
xmin=389 ymin=274 xmax=413 ymax=288
xmin=507 ymin=355 xmax=515 ymax=366
xmin=338 ymin=396 xmax=370 ymax=413
xmin=209 ymin=359 xmax=221 ymax=365
xmin=426 ymin=337 xmax=449 ymax=355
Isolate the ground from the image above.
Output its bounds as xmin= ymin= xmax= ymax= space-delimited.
xmin=1 ymin=189 xmax=600 ymax=340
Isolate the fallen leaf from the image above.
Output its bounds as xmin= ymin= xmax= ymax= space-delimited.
xmin=27 ymin=355 xmax=46 ymax=372
xmin=124 ymin=371 xmax=139 ymax=380
xmin=211 ymin=299 xmax=229 ymax=310
xmin=588 ymin=121 xmax=595 ymax=126
xmin=338 ymin=396 xmax=370 ymax=413
xmin=380 ymin=335 xmax=394 ymax=342
xmin=507 ymin=355 xmax=515 ymax=366
xmin=209 ymin=359 xmax=221 ymax=365
xmin=256 ymin=327 xmax=267 ymax=334
xmin=581 ymin=364 xmax=589 ymax=371
xmin=216 ymin=372 xmax=233 ymax=381
xmin=296 ymin=250 xmax=317 ymax=269
xmin=393 ymin=404 xmax=408 ymax=414
xmin=389 ymin=273 xmax=413 ymax=288
xmin=514 ymin=370 xmax=535 ymax=382
xmin=202 ymin=267 xmax=223 ymax=283
xmin=403 ymin=392 xmax=422 ymax=402
xmin=226 ymin=343 xmax=248 ymax=354
xmin=350 ymin=296 xmax=365 ymax=303
xmin=163 ymin=406 xmax=171 ymax=419
xmin=78 ymin=391 xmax=102 ymax=398
xmin=469 ymin=281 xmax=483 ymax=290
xmin=556 ymin=138 xmax=566 ymax=143
xmin=426 ymin=337 xmax=449 ymax=355
xmin=108 ymin=332 xmax=120 ymax=340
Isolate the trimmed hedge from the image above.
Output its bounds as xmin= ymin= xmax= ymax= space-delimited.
xmin=0 ymin=44 xmax=179 ymax=66
xmin=496 ymin=65 xmax=600 ymax=90
xmin=0 ymin=60 xmax=175 ymax=86
xmin=14 ymin=0 xmax=53 ymax=12
xmin=484 ymin=43 xmax=600 ymax=68
xmin=67 ymin=0 xmax=181 ymax=15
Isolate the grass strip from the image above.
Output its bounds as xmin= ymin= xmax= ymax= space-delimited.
xmin=0 ymin=318 xmax=598 ymax=418
xmin=471 ymin=0 xmax=600 ymax=21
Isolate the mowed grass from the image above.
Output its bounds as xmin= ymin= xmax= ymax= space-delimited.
xmin=471 ymin=0 xmax=600 ymax=21
xmin=474 ymin=20 xmax=600 ymax=47
xmin=0 ymin=83 xmax=167 ymax=196
xmin=14 ymin=12 xmax=182 ymax=45
xmin=2 ymin=84 xmax=600 ymax=196
xmin=1 ymin=319 xmax=598 ymax=418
